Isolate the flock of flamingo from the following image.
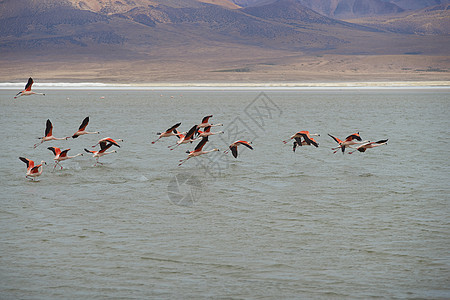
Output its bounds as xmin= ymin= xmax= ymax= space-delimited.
xmin=14 ymin=77 xmax=388 ymax=181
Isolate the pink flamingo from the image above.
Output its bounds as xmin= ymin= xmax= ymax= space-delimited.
xmin=197 ymin=125 xmax=224 ymax=138
xmin=168 ymin=125 xmax=200 ymax=150
xmin=84 ymin=141 xmax=117 ymax=166
xmin=328 ymin=132 xmax=367 ymax=154
xmin=152 ymin=122 xmax=181 ymax=144
xmin=14 ymin=77 xmax=45 ymax=99
xmin=198 ymin=115 xmax=223 ymax=128
xmin=283 ymin=131 xmax=319 ymax=152
xmin=19 ymin=157 xmax=46 ymax=180
xmin=33 ymin=119 xmax=68 ymax=148
xmin=178 ymin=137 xmax=219 ymax=166
xmin=224 ymin=140 xmax=253 ymax=158
xmin=348 ymin=139 xmax=388 ymax=154
xmin=72 ymin=117 xmax=99 ymax=138
xmin=47 ymin=147 xmax=83 ymax=169
xmin=283 ymin=131 xmax=320 ymax=145
xmin=92 ymin=137 xmax=122 ymax=148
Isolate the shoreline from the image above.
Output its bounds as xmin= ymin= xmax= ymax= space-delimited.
xmin=1 ymin=81 xmax=450 ymax=89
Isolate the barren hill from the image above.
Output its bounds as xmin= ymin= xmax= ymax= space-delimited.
xmin=0 ymin=0 xmax=449 ymax=83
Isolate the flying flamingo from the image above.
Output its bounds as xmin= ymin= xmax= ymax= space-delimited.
xmin=198 ymin=115 xmax=223 ymax=128
xmin=14 ymin=77 xmax=45 ymax=99
xmin=19 ymin=157 xmax=46 ymax=180
xmin=47 ymin=147 xmax=83 ymax=169
xmin=283 ymin=131 xmax=319 ymax=152
xmin=178 ymin=137 xmax=219 ymax=166
xmin=197 ymin=125 xmax=224 ymax=138
xmin=72 ymin=116 xmax=99 ymax=138
xmin=224 ymin=140 xmax=253 ymax=158
xmin=348 ymin=139 xmax=388 ymax=154
xmin=84 ymin=141 xmax=117 ymax=166
xmin=152 ymin=122 xmax=181 ymax=144
xmin=168 ymin=125 xmax=200 ymax=150
xmin=328 ymin=132 xmax=366 ymax=154
xmin=33 ymin=119 xmax=68 ymax=148
xmin=283 ymin=131 xmax=319 ymax=145
xmin=92 ymin=137 xmax=122 ymax=148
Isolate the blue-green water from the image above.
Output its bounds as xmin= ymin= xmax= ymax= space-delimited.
xmin=0 ymin=89 xmax=449 ymax=299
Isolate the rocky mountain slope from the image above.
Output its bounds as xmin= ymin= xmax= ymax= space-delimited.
xmin=0 ymin=0 xmax=448 ymax=82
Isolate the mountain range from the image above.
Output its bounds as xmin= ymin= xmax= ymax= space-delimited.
xmin=0 ymin=0 xmax=449 ymax=83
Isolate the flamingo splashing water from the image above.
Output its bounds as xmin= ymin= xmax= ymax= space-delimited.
xmin=84 ymin=141 xmax=117 ymax=166
xmin=19 ymin=157 xmax=46 ymax=180
xmin=47 ymin=147 xmax=83 ymax=170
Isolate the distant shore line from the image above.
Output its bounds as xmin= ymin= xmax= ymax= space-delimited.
xmin=1 ymin=81 xmax=449 ymax=89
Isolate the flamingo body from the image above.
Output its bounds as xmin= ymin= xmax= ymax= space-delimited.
xmin=349 ymin=139 xmax=388 ymax=154
xmin=14 ymin=78 xmax=45 ymax=99
xmin=48 ymin=147 xmax=83 ymax=169
xmin=178 ymin=137 xmax=219 ymax=166
xmin=225 ymin=140 xmax=253 ymax=158
xmin=92 ymin=137 xmax=122 ymax=148
xmin=72 ymin=117 xmax=99 ymax=138
xmin=19 ymin=157 xmax=46 ymax=180
xmin=168 ymin=125 xmax=200 ymax=150
xmin=198 ymin=115 xmax=223 ymax=128
xmin=85 ymin=141 xmax=117 ymax=166
xmin=34 ymin=119 xmax=67 ymax=148
xmin=152 ymin=122 xmax=181 ymax=144
xmin=197 ymin=125 xmax=224 ymax=138
xmin=328 ymin=132 xmax=365 ymax=153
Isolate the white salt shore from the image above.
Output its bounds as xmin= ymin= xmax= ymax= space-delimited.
xmin=1 ymin=81 xmax=449 ymax=89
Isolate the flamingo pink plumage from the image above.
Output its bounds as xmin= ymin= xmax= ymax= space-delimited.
xmin=48 ymin=147 xmax=83 ymax=169
xmin=14 ymin=77 xmax=45 ymax=99
xmin=33 ymin=119 xmax=68 ymax=148
xmin=348 ymin=139 xmax=388 ymax=154
xmin=224 ymin=140 xmax=253 ymax=158
xmin=152 ymin=122 xmax=181 ymax=144
xmin=328 ymin=132 xmax=366 ymax=154
xmin=84 ymin=141 xmax=117 ymax=166
xmin=197 ymin=125 xmax=224 ymax=138
xmin=19 ymin=157 xmax=46 ymax=180
xmin=92 ymin=137 xmax=122 ymax=148
xmin=178 ymin=137 xmax=219 ymax=166
xmin=168 ymin=125 xmax=200 ymax=150
xmin=198 ymin=115 xmax=223 ymax=129
xmin=72 ymin=117 xmax=99 ymax=138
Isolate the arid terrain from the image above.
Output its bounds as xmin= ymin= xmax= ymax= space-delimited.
xmin=0 ymin=0 xmax=449 ymax=84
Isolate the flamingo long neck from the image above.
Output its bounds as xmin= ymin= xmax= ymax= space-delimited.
xmin=37 ymin=162 xmax=45 ymax=176
xmin=67 ymin=153 xmax=83 ymax=159
xmin=205 ymin=149 xmax=219 ymax=154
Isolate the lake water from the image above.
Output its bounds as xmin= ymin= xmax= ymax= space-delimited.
xmin=0 ymin=88 xmax=449 ymax=299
